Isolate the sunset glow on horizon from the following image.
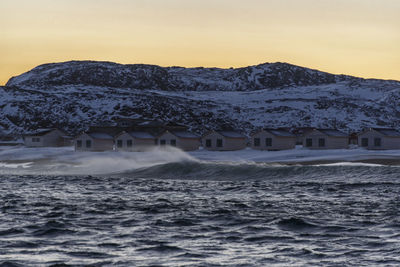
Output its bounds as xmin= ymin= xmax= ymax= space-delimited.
xmin=1 ymin=0 xmax=399 ymax=85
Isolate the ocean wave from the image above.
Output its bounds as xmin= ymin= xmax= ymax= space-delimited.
xmin=116 ymin=161 xmax=400 ymax=181
xmin=2 ymin=169 xmax=400 ymax=266
xmin=1 ymin=147 xmax=400 ymax=177
xmin=0 ymin=147 xmax=197 ymax=176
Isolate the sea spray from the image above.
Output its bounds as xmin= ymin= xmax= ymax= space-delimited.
xmin=0 ymin=146 xmax=197 ymax=175
xmin=1 ymin=146 xmax=400 ymax=177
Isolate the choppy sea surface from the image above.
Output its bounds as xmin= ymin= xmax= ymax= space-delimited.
xmin=1 ymin=161 xmax=400 ymax=266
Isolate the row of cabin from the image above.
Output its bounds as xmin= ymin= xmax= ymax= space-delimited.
xmin=75 ymin=130 xmax=201 ymax=152
xmin=23 ymin=127 xmax=400 ymax=151
xmin=76 ymin=130 xmax=245 ymax=152
xmin=250 ymin=128 xmax=349 ymax=150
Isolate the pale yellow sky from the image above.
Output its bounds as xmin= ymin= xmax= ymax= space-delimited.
xmin=1 ymin=0 xmax=399 ymax=85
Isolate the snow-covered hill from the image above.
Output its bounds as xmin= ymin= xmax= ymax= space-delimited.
xmin=6 ymin=61 xmax=341 ymax=91
xmin=1 ymin=60 xmax=400 ymax=137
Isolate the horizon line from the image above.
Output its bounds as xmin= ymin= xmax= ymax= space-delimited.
xmin=2 ymin=59 xmax=400 ymax=86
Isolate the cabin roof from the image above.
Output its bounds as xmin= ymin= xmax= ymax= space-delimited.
xmin=158 ymin=130 xmax=199 ymax=139
xmin=24 ymin=128 xmax=62 ymax=136
xmin=371 ymin=128 xmax=400 ymax=137
xmin=264 ymin=129 xmax=295 ymax=137
xmin=217 ymin=131 xmax=246 ymax=138
xmin=87 ymin=126 xmax=126 ymax=137
xmin=87 ymin=132 xmax=114 ymax=140
xmin=318 ymin=129 xmax=348 ymax=137
xmin=126 ymin=131 xmax=155 ymax=139
xmin=170 ymin=131 xmax=200 ymax=139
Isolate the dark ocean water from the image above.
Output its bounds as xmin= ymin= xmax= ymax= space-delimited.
xmin=1 ymin=162 xmax=400 ymax=266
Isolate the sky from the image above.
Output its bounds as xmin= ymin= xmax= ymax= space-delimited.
xmin=1 ymin=0 xmax=399 ymax=85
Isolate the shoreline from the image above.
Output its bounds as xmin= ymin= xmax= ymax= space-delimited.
xmin=1 ymin=146 xmax=400 ymax=168
xmin=271 ymin=158 xmax=400 ymax=166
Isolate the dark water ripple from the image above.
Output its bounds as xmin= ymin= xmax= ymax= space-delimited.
xmin=1 ymin=163 xmax=400 ymax=266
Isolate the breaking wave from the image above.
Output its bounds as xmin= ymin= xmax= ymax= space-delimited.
xmin=0 ymin=146 xmax=399 ymax=182
xmin=117 ymin=160 xmax=400 ymax=183
xmin=0 ymin=146 xmax=196 ymax=175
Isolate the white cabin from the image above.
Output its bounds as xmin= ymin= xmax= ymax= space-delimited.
xmin=202 ymin=131 xmax=247 ymax=151
xmin=75 ymin=132 xmax=114 ymax=151
xmin=251 ymin=129 xmax=296 ymax=150
xmin=24 ymin=128 xmax=67 ymax=147
xmin=157 ymin=130 xmax=200 ymax=151
xmin=358 ymin=128 xmax=400 ymax=150
xmin=303 ymin=129 xmax=348 ymax=149
xmin=115 ymin=131 xmax=156 ymax=152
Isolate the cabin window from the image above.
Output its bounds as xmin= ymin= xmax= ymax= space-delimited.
xmin=32 ymin=137 xmax=40 ymax=142
xmin=170 ymin=139 xmax=176 ymax=146
xmin=160 ymin=140 xmax=166 ymax=146
xmin=361 ymin=138 xmax=368 ymax=147
xmin=306 ymin=138 xmax=312 ymax=147
xmin=374 ymin=138 xmax=381 ymax=147
xmin=77 ymin=140 xmax=82 ymax=148
xmin=127 ymin=140 xmax=133 ymax=147
xmin=117 ymin=140 xmax=123 ymax=148
xmin=205 ymin=139 xmax=212 ymax=147
xmin=318 ymin=138 xmax=325 ymax=147
xmin=254 ymin=138 xmax=260 ymax=147
xmin=265 ymin=138 xmax=272 ymax=147
xmin=217 ymin=139 xmax=223 ymax=147
xmin=86 ymin=140 xmax=91 ymax=148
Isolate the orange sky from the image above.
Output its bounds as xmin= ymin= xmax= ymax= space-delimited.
xmin=1 ymin=0 xmax=399 ymax=85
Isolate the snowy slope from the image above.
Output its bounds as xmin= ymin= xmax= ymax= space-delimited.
xmin=1 ymin=61 xmax=400 ymax=137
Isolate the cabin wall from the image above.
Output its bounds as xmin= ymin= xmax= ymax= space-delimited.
xmin=304 ymin=131 xmax=348 ymax=149
xmin=224 ymin=138 xmax=247 ymax=151
xmin=325 ymin=137 xmax=349 ymax=149
xmin=24 ymin=130 xmax=64 ymax=147
xmin=251 ymin=131 xmax=296 ymax=150
xmin=44 ymin=130 xmax=65 ymax=147
xmin=177 ymin=139 xmax=200 ymax=151
xmin=202 ymin=132 xmax=224 ymax=151
xmin=93 ymin=139 xmax=114 ymax=151
xmin=358 ymin=131 xmax=400 ymax=150
xmin=382 ymin=137 xmax=400 ymax=150
xmin=24 ymin=135 xmax=45 ymax=147
xmin=158 ymin=132 xmax=178 ymax=147
xmin=75 ymin=134 xmax=114 ymax=151
xmin=202 ymin=132 xmax=246 ymax=151
xmin=158 ymin=132 xmax=200 ymax=151
xmin=115 ymin=133 xmax=156 ymax=152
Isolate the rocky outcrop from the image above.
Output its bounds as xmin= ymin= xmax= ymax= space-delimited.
xmin=7 ymin=61 xmax=344 ymax=91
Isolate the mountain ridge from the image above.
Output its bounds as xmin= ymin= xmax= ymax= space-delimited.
xmin=1 ymin=60 xmax=400 ymax=137
xmin=8 ymin=60 xmax=399 ymax=86
xmin=6 ymin=60 xmax=355 ymax=91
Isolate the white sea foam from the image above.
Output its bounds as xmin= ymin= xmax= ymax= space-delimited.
xmin=311 ymin=162 xmax=385 ymax=167
xmin=0 ymin=146 xmax=399 ymax=175
xmin=0 ymin=146 xmax=197 ymax=175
